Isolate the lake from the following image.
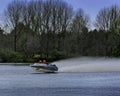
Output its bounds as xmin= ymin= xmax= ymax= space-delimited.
xmin=0 ymin=57 xmax=120 ymax=96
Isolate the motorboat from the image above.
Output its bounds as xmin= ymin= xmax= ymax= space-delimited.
xmin=30 ymin=63 xmax=58 ymax=73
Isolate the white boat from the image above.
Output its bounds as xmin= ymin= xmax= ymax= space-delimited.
xmin=30 ymin=63 xmax=58 ymax=73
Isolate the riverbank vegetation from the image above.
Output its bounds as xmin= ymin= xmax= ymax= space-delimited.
xmin=0 ymin=0 xmax=120 ymax=62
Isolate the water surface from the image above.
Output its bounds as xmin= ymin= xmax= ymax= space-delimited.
xmin=0 ymin=57 xmax=120 ymax=96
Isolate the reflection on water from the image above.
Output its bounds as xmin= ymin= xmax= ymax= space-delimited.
xmin=53 ymin=57 xmax=120 ymax=72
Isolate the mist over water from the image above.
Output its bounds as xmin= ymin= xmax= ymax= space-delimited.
xmin=53 ymin=57 xmax=120 ymax=72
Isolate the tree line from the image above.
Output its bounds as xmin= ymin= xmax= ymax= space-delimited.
xmin=0 ymin=0 xmax=120 ymax=62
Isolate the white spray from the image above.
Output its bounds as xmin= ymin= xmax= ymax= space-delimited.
xmin=53 ymin=57 xmax=120 ymax=72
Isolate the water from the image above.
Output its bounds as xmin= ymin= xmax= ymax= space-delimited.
xmin=0 ymin=57 xmax=120 ymax=96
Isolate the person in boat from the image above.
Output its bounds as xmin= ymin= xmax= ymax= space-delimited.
xmin=39 ymin=60 xmax=42 ymax=63
xmin=43 ymin=59 xmax=46 ymax=63
xmin=39 ymin=59 xmax=47 ymax=64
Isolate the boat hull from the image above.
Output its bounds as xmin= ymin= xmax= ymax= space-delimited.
xmin=30 ymin=63 xmax=58 ymax=73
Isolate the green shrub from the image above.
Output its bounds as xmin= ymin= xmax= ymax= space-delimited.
xmin=112 ymin=46 xmax=120 ymax=57
xmin=51 ymin=50 xmax=67 ymax=60
xmin=0 ymin=49 xmax=24 ymax=62
xmin=33 ymin=54 xmax=41 ymax=61
xmin=24 ymin=58 xmax=34 ymax=63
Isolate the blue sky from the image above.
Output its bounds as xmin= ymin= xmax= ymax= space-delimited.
xmin=0 ymin=0 xmax=10 ymax=13
xmin=0 ymin=0 xmax=120 ymax=29
xmin=65 ymin=0 xmax=120 ymax=22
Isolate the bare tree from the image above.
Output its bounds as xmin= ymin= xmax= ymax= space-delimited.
xmin=71 ymin=8 xmax=89 ymax=33
xmin=95 ymin=5 xmax=120 ymax=31
xmin=56 ymin=0 xmax=73 ymax=32
xmin=4 ymin=0 xmax=25 ymax=51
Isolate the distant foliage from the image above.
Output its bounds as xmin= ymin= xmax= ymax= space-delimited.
xmin=0 ymin=49 xmax=23 ymax=62
xmin=0 ymin=1 xmax=120 ymax=62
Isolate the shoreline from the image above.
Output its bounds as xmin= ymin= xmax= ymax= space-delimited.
xmin=0 ymin=63 xmax=32 ymax=65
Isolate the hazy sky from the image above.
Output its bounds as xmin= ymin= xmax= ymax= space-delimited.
xmin=0 ymin=0 xmax=120 ymax=28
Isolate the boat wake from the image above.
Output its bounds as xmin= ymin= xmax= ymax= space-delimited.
xmin=53 ymin=57 xmax=120 ymax=72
